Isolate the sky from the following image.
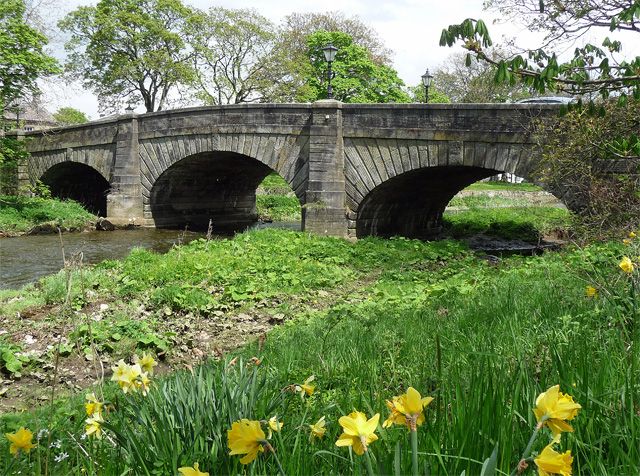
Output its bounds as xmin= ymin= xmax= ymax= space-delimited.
xmin=37 ymin=0 xmax=636 ymax=119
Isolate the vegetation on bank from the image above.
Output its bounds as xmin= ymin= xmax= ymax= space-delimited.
xmin=0 ymin=226 xmax=638 ymax=475
xmin=0 ymin=195 xmax=96 ymax=235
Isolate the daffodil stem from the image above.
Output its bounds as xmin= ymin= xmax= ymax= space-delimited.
xmin=510 ymin=424 xmax=542 ymax=476
xmin=363 ymin=449 xmax=376 ymax=476
xmin=263 ymin=442 xmax=286 ymax=476
xmin=411 ymin=429 xmax=419 ymax=476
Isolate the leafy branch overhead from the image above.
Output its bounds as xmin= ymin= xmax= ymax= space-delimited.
xmin=440 ymin=1 xmax=640 ymax=99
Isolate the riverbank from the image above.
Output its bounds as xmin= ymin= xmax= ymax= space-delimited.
xmin=0 ymin=195 xmax=96 ymax=236
xmin=0 ymin=227 xmax=638 ymax=475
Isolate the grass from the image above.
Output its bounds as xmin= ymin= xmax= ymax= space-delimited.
xmin=0 ymin=227 xmax=638 ymax=475
xmin=0 ymin=195 xmax=96 ymax=234
xmin=443 ymin=206 xmax=573 ymax=240
xmin=256 ymin=195 xmax=301 ymax=222
xmin=466 ymin=181 xmax=543 ymax=192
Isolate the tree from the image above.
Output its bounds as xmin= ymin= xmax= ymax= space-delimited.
xmin=440 ymin=1 xmax=640 ymax=99
xmin=0 ymin=0 xmax=59 ymax=114
xmin=432 ymin=51 xmax=530 ymax=103
xmin=270 ymin=12 xmax=394 ymax=102
xmin=190 ymin=8 xmax=278 ymax=105
xmin=53 ymin=107 xmax=89 ymax=125
xmin=59 ymin=0 xmax=198 ymax=114
xmin=297 ymin=31 xmax=410 ymax=103
xmin=407 ymin=84 xmax=451 ymax=104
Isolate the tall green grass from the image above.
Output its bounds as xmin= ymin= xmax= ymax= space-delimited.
xmin=1 ymin=233 xmax=637 ymax=475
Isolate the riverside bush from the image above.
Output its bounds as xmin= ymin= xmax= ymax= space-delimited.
xmin=0 ymin=195 xmax=95 ymax=233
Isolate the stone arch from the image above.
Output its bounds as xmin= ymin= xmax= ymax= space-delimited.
xmin=146 ymin=147 xmax=304 ymax=232
xmin=139 ymin=133 xmax=308 ymax=208
xmin=344 ymin=137 xmax=563 ymax=238
xmin=39 ymin=162 xmax=110 ymax=216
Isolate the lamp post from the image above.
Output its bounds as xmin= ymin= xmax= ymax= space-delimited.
xmin=322 ymin=44 xmax=338 ymax=99
xmin=421 ymin=69 xmax=433 ymax=103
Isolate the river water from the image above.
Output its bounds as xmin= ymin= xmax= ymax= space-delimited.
xmin=0 ymin=222 xmax=300 ymax=290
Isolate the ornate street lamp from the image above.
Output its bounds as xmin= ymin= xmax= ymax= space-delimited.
xmin=421 ymin=69 xmax=433 ymax=103
xmin=322 ymin=44 xmax=339 ymax=99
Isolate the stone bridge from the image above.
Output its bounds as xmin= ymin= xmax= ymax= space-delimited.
xmin=16 ymin=101 xmax=563 ymax=238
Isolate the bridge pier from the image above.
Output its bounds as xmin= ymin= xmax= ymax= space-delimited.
xmin=302 ymin=100 xmax=348 ymax=237
xmin=106 ymin=113 xmax=144 ymax=225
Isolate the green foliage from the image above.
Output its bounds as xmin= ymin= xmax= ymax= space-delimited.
xmin=0 ymin=195 xmax=96 ymax=233
xmin=52 ymin=107 xmax=89 ymax=126
xmin=0 ymin=0 xmax=59 ymax=109
xmin=407 ymin=84 xmax=451 ymax=104
xmin=59 ymin=0 xmax=198 ymax=113
xmin=441 ymin=2 xmax=640 ymax=99
xmin=0 ymin=340 xmax=30 ymax=377
xmin=256 ymin=195 xmax=301 ymax=221
xmin=431 ymin=51 xmax=530 ymax=103
xmin=298 ymin=31 xmax=411 ymax=103
xmin=1 ymin=229 xmax=639 ymax=474
xmin=532 ymin=98 xmax=640 ymax=237
xmin=443 ymin=206 xmax=572 ymax=240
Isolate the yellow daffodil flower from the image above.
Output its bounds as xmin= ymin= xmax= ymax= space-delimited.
xmin=585 ymin=286 xmax=597 ymax=298
xmin=178 ymin=463 xmax=209 ymax=476
xmin=629 ymin=231 xmax=637 ymax=239
xmin=623 ymin=238 xmax=632 ymax=246
xmin=111 ymin=361 xmax=142 ymax=394
xmin=228 ymin=419 xmax=266 ymax=464
xmin=383 ymin=387 xmax=434 ymax=431
xmin=534 ymin=436 xmax=573 ymax=476
xmin=85 ymin=392 xmax=103 ymax=417
xmin=533 ymin=385 xmax=581 ymax=436
xmin=294 ymin=375 xmax=315 ymax=399
xmin=267 ymin=415 xmax=283 ymax=438
xmin=5 ymin=427 xmax=35 ymax=456
xmin=134 ymin=352 xmax=158 ymax=375
xmin=619 ymin=256 xmax=634 ymax=274
xmin=136 ymin=371 xmax=152 ymax=396
xmin=85 ymin=413 xmax=104 ymax=439
xmin=335 ymin=411 xmax=380 ymax=455
xmin=309 ymin=416 xmax=326 ymax=441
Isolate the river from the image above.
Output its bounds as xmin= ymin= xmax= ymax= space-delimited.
xmin=0 ymin=222 xmax=300 ymax=290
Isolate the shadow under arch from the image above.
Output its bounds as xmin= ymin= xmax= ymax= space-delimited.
xmin=40 ymin=162 xmax=110 ymax=216
xmin=356 ymin=166 xmax=502 ymax=239
xmin=150 ymin=150 xmax=300 ymax=232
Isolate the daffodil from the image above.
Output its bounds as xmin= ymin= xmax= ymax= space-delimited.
xmin=5 ymin=427 xmax=35 ymax=456
xmin=585 ymin=286 xmax=597 ymax=298
xmin=294 ymin=375 xmax=315 ymax=399
xmin=335 ymin=411 xmax=379 ymax=455
xmin=178 ymin=463 xmax=209 ymax=476
xmin=383 ymin=387 xmax=434 ymax=431
xmin=623 ymin=238 xmax=632 ymax=246
xmin=228 ymin=419 xmax=266 ymax=464
xmin=619 ymin=256 xmax=634 ymax=274
xmin=533 ymin=385 xmax=581 ymax=436
xmin=629 ymin=231 xmax=637 ymax=239
xmin=534 ymin=436 xmax=573 ymax=476
xmin=111 ymin=361 xmax=142 ymax=394
xmin=309 ymin=416 xmax=326 ymax=441
xmin=267 ymin=415 xmax=283 ymax=438
xmin=85 ymin=413 xmax=104 ymax=439
xmin=134 ymin=352 xmax=158 ymax=375
xmin=85 ymin=392 xmax=103 ymax=417
xmin=136 ymin=371 xmax=152 ymax=396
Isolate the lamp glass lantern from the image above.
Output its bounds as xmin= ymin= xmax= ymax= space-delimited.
xmin=421 ymin=69 xmax=434 ymax=103
xmin=322 ymin=44 xmax=339 ymax=99
xmin=322 ymin=44 xmax=338 ymax=62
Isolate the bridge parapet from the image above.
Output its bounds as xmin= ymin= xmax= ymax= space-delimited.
xmin=13 ymin=102 xmax=603 ymax=238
